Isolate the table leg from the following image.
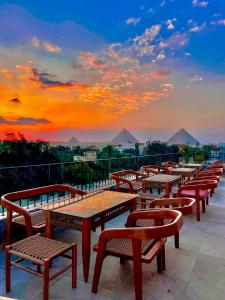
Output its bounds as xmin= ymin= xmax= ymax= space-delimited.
xmin=142 ymin=181 xmax=146 ymax=193
xmin=82 ymin=219 xmax=91 ymax=282
xmin=165 ymin=183 xmax=171 ymax=198
xmin=45 ymin=211 xmax=53 ymax=239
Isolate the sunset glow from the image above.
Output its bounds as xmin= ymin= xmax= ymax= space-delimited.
xmin=0 ymin=1 xmax=225 ymax=143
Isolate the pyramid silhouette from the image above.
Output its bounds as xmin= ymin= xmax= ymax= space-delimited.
xmin=68 ymin=136 xmax=80 ymax=144
xmin=167 ymin=128 xmax=200 ymax=146
xmin=111 ymin=128 xmax=139 ymax=144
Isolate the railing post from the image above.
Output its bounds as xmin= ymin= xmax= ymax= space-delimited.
xmin=48 ymin=164 xmax=51 ymax=184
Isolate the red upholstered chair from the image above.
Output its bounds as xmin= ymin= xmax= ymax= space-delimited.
xmin=1 ymin=184 xmax=87 ymax=245
xmin=110 ymin=170 xmax=148 ymax=194
xmin=176 ymin=180 xmax=217 ymax=221
xmin=188 ymin=178 xmax=218 ymax=197
xmin=200 ymin=169 xmax=223 ymax=176
xmin=92 ymin=209 xmax=183 ymax=300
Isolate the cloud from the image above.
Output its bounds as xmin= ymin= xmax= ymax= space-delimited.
xmin=166 ymin=19 xmax=176 ymax=30
xmin=217 ymin=19 xmax=225 ymax=25
xmin=192 ymin=0 xmax=208 ymax=8
xmin=126 ymin=17 xmax=141 ymax=25
xmin=14 ymin=65 xmax=90 ymax=91
xmin=189 ymin=22 xmax=206 ymax=32
xmin=189 ymin=75 xmax=204 ymax=81
xmin=32 ymin=37 xmax=61 ymax=53
xmin=132 ymin=24 xmax=161 ymax=56
xmin=0 ymin=4 xmax=105 ymax=52
xmin=0 ymin=116 xmax=50 ymax=125
xmin=79 ymin=52 xmax=107 ymax=70
xmin=9 ymin=98 xmax=21 ymax=104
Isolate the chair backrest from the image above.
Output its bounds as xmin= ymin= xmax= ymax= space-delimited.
xmin=176 ymin=180 xmax=217 ymax=199
xmin=140 ymin=166 xmax=159 ymax=176
xmin=99 ymin=210 xmax=183 ymax=244
xmin=141 ymin=165 xmax=169 ymax=174
xmin=1 ymin=184 xmax=87 ymax=239
xmin=149 ymin=197 xmax=196 ymax=215
xmin=110 ymin=170 xmax=148 ymax=193
xmin=200 ymin=169 xmax=223 ymax=176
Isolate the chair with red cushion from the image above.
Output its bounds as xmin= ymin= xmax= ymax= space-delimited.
xmin=92 ymin=209 xmax=183 ymax=300
xmin=188 ymin=178 xmax=218 ymax=198
xmin=176 ymin=180 xmax=217 ymax=221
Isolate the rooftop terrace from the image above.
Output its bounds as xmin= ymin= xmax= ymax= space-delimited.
xmin=0 ymin=177 xmax=225 ymax=300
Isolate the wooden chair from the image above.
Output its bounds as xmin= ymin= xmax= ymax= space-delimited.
xmin=1 ymin=184 xmax=87 ymax=245
xmin=176 ymin=180 xmax=217 ymax=221
xmin=162 ymin=161 xmax=179 ymax=168
xmin=92 ymin=209 xmax=183 ymax=300
xmin=133 ymin=197 xmax=195 ymax=248
xmin=110 ymin=170 xmax=148 ymax=194
xmin=187 ymin=178 xmax=218 ymax=197
xmin=6 ymin=234 xmax=77 ymax=300
xmin=141 ymin=165 xmax=169 ymax=174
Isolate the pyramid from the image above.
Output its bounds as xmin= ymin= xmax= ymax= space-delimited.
xmin=68 ymin=136 xmax=80 ymax=144
xmin=111 ymin=128 xmax=139 ymax=144
xmin=167 ymin=128 xmax=200 ymax=146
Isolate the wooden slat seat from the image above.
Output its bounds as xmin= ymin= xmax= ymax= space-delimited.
xmin=5 ymin=235 xmax=77 ymax=300
xmin=13 ymin=209 xmax=45 ymax=229
xmin=10 ymin=235 xmax=71 ymax=263
xmin=94 ymin=238 xmax=156 ymax=258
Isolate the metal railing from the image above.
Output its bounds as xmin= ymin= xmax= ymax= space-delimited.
xmin=0 ymin=153 xmax=180 ymax=216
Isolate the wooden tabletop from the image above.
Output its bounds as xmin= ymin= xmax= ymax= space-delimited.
xmin=180 ymin=163 xmax=202 ymax=168
xmin=47 ymin=191 xmax=137 ymax=219
xmin=169 ymin=167 xmax=195 ymax=174
xmin=143 ymin=174 xmax=180 ymax=184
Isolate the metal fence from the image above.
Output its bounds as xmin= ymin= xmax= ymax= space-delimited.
xmin=0 ymin=153 xmax=180 ymax=216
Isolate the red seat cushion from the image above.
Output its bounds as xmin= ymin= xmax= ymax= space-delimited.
xmin=180 ymin=189 xmax=208 ymax=198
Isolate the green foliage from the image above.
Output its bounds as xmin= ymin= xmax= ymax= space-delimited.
xmin=144 ymin=141 xmax=179 ymax=155
xmin=98 ymin=145 xmax=125 ymax=159
xmin=0 ymin=133 xmax=59 ymax=167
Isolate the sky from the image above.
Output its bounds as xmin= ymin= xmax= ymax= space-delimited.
xmin=0 ymin=0 xmax=225 ymax=144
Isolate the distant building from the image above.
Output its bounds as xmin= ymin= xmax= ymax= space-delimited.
xmin=73 ymin=151 xmax=97 ymax=162
xmin=167 ymin=128 xmax=201 ymax=146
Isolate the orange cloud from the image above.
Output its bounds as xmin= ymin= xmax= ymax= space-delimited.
xmin=32 ymin=37 xmax=61 ymax=53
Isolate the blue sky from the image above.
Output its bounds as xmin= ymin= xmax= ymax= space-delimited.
xmin=0 ymin=0 xmax=224 ymax=143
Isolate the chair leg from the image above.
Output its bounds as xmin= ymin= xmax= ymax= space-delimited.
xmin=162 ymin=245 xmax=166 ymax=271
xmin=5 ymin=246 xmax=11 ymax=293
xmin=174 ymin=233 xmax=179 ymax=248
xmin=72 ymin=244 xmax=77 ymax=289
xmin=202 ymin=199 xmax=206 ymax=213
xmin=43 ymin=260 xmax=50 ymax=300
xmin=196 ymin=200 xmax=201 ymax=221
xmin=206 ymin=196 xmax=209 ymax=205
xmin=157 ymin=251 xmax=163 ymax=273
xmin=92 ymin=250 xmax=105 ymax=293
xmin=132 ymin=239 xmax=142 ymax=300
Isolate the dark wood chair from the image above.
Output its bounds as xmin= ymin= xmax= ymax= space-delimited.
xmin=92 ymin=209 xmax=183 ymax=300
xmin=1 ymin=184 xmax=87 ymax=245
xmin=110 ymin=170 xmax=148 ymax=194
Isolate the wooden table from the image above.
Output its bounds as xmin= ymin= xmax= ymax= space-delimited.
xmin=44 ymin=191 xmax=137 ymax=282
xmin=169 ymin=167 xmax=196 ymax=180
xmin=180 ymin=163 xmax=202 ymax=174
xmin=142 ymin=174 xmax=181 ymax=197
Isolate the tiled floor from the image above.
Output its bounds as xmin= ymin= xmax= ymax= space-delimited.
xmin=1 ymin=179 xmax=225 ymax=300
